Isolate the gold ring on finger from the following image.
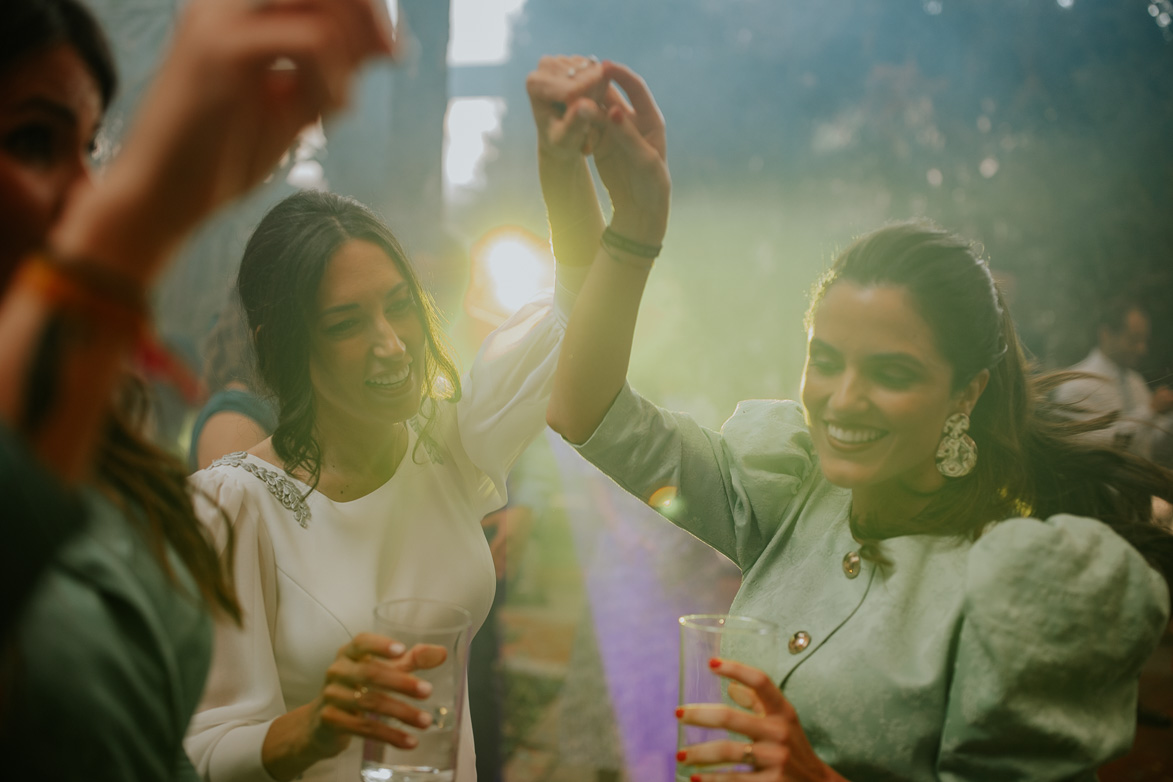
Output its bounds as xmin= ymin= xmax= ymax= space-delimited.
xmin=742 ymin=742 xmax=757 ymax=768
xmin=354 ymin=685 xmax=369 ymax=702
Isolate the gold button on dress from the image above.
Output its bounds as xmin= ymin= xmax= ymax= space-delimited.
xmin=843 ymin=550 xmax=862 ymax=579
xmin=788 ymin=631 xmax=811 ymax=654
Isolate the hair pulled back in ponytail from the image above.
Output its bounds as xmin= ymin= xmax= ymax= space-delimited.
xmin=808 ymin=221 xmax=1173 ymax=591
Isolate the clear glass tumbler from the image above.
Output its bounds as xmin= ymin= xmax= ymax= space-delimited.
xmin=361 ymin=599 xmax=472 ymax=782
xmin=677 ymin=614 xmax=779 ymax=782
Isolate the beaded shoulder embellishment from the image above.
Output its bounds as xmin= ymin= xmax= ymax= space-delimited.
xmin=210 ymin=452 xmax=311 ymax=528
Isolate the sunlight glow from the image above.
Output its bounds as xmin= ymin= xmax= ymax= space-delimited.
xmin=483 ymin=233 xmax=552 ymax=314
xmin=467 ymin=227 xmax=554 ymax=321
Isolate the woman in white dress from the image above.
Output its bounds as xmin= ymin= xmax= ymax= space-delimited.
xmin=185 ymin=128 xmax=600 ymax=782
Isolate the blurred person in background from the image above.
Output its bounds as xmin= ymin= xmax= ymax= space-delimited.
xmin=0 ymin=0 xmax=390 ymax=778
xmin=1055 ymin=297 xmax=1173 ymax=459
xmin=189 ymin=293 xmax=277 ymax=470
xmin=185 ymin=185 xmax=591 ymax=782
xmin=1056 ymin=302 xmax=1173 ymax=742
xmin=539 ymin=57 xmax=1173 ymax=780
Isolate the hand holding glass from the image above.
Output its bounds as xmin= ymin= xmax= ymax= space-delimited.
xmin=361 ymin=599 xmax=472 ymax=782
xmin=677 ymin=614 xmax=779 ymax=781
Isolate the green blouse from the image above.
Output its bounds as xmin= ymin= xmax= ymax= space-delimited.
xmin=575 ymin=385 xmax=1170 ymax=780
xmin=3 ymin=484 xmax=212 ymax=781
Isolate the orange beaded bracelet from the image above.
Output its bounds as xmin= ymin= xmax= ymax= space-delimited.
xmin=15 ymin=252 xmax=148 ymax=339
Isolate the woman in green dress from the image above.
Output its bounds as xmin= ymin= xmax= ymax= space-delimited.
xmin=536 ymin=56 xmax=1173 ymax=781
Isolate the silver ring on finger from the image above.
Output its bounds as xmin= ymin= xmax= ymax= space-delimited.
xmin=742 ymin=742 xmax=757 ymax=769
xmin=567 ymin=67 xmax=578 ymax=78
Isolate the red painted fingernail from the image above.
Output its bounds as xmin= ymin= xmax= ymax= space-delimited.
xmin=675 ymin=707 xmax=684 ymax=719
xmin=676 ymin=750 xmax=687 ymax=762
xmin=691 ymin=776 xmax=701 ymax=782
xmin=709 ymin=657 xmax=721 ymax=669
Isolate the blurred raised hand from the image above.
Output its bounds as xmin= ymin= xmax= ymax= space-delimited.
xmin=1 ymin=0 xmax=391 ymax=480
xmin=52 ymin=0 xmax=394 ymax=283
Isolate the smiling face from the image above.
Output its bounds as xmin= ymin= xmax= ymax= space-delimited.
xmin=801 ymin=281 xmax=987 ymax=498
xmin=308 ymin=239 xmax=425 ymax=429
xmin=0 ymin=43 xmax=102 ymax=283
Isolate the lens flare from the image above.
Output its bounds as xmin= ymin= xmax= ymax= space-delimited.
xmin=466 ymin=226 xmax=554 ymax=322
xmin=649 ymin=486 xmax=679 ymax=511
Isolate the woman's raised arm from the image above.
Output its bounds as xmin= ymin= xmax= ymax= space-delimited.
xmin=545 ymin=61 xmax=670 ymax=444
xmin=526 ymin=55 xmax=608 ymax=270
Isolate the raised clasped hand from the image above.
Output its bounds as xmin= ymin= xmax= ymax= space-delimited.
xmin=524 ymin=56 xmax=670 ymax=247
xmin=526 ymin=54 xmax=609 ymax=160
xmin=676 ymin=658 xmax=843 ymax=782
xmin=303 ymin=632 xmax=445 ymax=761
xmin=590 ymin=61 xmax=670 ymax=247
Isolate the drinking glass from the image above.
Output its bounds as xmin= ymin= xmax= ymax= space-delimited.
xmin=677 ymin=614 xmax=779 ymax=782
xmin=361 ymin=599 xmax=472 ymax=782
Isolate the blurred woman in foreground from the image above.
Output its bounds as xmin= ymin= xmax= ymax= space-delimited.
xmin=538 ymin=58 xmax=1173 ymax=780
xmin=0 ymin=0 xmax=389 ymax=778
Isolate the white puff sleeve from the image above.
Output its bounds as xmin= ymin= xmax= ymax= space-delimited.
xmin=184 ymin=469 xmax=283 ymax=782
xmin=454 ymin=263 xmax=586 ymax=510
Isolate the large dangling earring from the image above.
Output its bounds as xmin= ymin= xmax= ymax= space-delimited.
xmin=936 ymin=413 xmax=977 ymax=478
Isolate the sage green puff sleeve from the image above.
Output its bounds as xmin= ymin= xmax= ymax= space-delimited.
xmin=937 ymin=515 xmax=1170 ymax=780
xmin=574 ymin=384 xmax=816 ymax=570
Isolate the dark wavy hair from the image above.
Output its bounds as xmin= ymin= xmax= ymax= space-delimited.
xmin=0 ymin=0 xmax=117 ymax=108
xmin=236 ymin=191 xmax=461 ymax=489
xmin=807 ymin=221 xmax=1173 ymax=591
xmin=99 ymin=380 xmax=240 ymax=622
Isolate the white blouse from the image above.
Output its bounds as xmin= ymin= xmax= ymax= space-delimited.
xmin=185 ymin=270 xmax=582 ymax=782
